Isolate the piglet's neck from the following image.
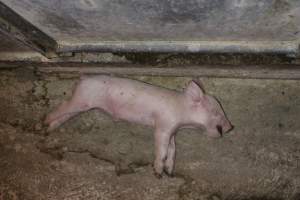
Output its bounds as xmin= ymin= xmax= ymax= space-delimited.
xmin=179 ymin=96 xmax=206 ymax=128
xmin=179 ymin=96 xmax=196 ymax=125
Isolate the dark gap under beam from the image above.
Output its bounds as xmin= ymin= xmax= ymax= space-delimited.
xmin=0 ymin=61 xmax=299 ymax=80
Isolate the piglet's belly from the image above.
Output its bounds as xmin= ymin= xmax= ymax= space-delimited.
xmin=103 ymin=97 xmax=156 ymax=127
xmin=116 ymin=110 xmax=155 ymax=126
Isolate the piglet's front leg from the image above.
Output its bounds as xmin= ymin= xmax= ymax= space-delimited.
xmin=164 ymin=136 xmax=176 ymax=176
xmin=153 ymin=125 xmax=175 ymax=178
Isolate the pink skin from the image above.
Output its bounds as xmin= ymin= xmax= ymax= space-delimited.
xmin=44 ymin=75 xmax=233 ymax=177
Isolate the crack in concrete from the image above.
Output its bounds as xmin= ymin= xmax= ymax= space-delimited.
xmin=66 ymin=149 xmax=115 ymax=165
xmin=36 ymin=142 xmax=152 ymax=177
xmin=36 ymin=143 xmax=64 ymax=160
xmin=174 ymin=172 xmax=223 ymax=200
xmin=32 ymin=66 xmax=50 ymax=108
xmin=65 ymin=148 xmax=152 ymax=176
xmin=175 ymin=172 xmax=196 ymax=200
xmin=40 ymin=80 xmax=50 ymax=108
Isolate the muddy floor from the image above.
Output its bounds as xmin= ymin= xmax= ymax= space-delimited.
xmin=0 ymin=67 xmax=299 ymax=200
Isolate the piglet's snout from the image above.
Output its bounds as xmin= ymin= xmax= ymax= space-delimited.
xmin=224 ymin=122 xmax=233 ymax=133
xmin=216 ymin=120 xmax=233 ymax=136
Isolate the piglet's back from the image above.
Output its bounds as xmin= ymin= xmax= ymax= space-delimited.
xmin=81 ymin=75 xmax=183 ymax=126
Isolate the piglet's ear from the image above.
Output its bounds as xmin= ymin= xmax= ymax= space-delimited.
xmin=184 ymin=80 xmax=205 ymax=102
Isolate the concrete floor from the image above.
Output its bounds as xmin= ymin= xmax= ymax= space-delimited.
xmin=0 ymin=67 xmax=299 ymax=200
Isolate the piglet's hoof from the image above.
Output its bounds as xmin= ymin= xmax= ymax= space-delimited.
xmin=163 ymin=168 xmax=174 ymax=178
xmin=153 ymin=171 xmax=163 ymax=179
xmin=152 ymin=163 xmax=162 ymax=179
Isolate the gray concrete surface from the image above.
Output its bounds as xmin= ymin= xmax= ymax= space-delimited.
xmin=0 ymin=67 xmax=300 ymax=200
xmin=2 ymin=0 xmax=300 ymax=55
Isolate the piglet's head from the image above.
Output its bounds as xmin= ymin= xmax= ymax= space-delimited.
xmin=184 ymin=80 xmax=233 ymax=138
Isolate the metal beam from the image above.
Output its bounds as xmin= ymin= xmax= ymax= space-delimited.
xmin=0 ymin=2 xmax=57 ymax=58
xmin=58 ymin=41 xmax=300 ymax=56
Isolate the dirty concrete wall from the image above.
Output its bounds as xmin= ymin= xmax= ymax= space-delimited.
xmin=0 ymin=67 xmax=300 ymax=200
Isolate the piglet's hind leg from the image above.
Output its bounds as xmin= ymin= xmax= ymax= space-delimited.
xmin=45 ymin=99 xmax=91 ymax=132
